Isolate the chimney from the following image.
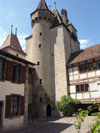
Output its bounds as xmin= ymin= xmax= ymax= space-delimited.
xmin=15 ymin=28 xmax=17 ymax=36
xmin=61 ymin=9 xmax=68 ymax=25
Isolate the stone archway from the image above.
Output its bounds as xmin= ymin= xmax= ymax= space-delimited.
xmin=46 ymin=104 xmax=51 ymax=117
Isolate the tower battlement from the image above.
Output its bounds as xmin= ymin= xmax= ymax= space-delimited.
xmin=31 ymin=10 xmax=54 ymax=27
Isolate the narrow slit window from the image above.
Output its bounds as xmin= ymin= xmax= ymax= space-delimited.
xmin=37 ymin=62 xmax=40 ymax=66
xmin=40 ymin=79 xmax=42 ymax=84
xmin=40 ymin=32 xmax=43 ymax=36
xmin=38 ymin=44 xmax=42 ymax=48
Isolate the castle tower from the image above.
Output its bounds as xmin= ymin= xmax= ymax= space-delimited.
xmin=26 ymin=0 xmax=54 ymax=106
xmin=26 ymin=0 xmax=80 ymax=116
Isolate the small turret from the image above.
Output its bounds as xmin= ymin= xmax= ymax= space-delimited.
xmin=31 ymin=0 xmax=54 ymax=27
xmin=61 ymin=9 xmax=68 ymax=25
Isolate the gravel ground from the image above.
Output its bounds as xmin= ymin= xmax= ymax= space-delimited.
xmin=2 ymin=116 xmax=96 ymax=133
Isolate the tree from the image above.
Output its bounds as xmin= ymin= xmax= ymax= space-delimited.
xmin=56 ymin=95 xmax=80 ymax=116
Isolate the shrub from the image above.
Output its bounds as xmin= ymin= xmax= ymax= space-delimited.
xmin=56 ymin=95 xmax=80 ymax=116
xmin=73 ymin=99 xmax=100 ymax=133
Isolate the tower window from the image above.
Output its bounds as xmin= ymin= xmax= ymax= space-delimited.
xmin=38 ymin=44 xmax=42 ymax=48
xmin=37 ymin=62 xmax=40 ymax=66
xmin=40 ymin=97 xmax=42 ymax=103
xmin=40 ymin=32 xmax=43 ymax=36
xmin=40 ymin=79 xmax=42 ymax=84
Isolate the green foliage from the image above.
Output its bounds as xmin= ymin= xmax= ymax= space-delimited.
xmin=73 ymin=99 xmax=100 ymax=133
xmin=31 ymin=85 xmax=52 ymax=116
xmin=56 ymin=95 xmax=80 ymax=116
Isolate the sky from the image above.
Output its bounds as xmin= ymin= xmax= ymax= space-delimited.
xmin=0 ymin=0 xmax=100 ymax=51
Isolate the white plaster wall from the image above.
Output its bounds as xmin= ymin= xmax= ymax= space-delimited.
xmin=88 ymin=72 xmax=95 ymax=77
xmin=69 ymin=75 xmax=73 ymax=81
xmin=96 ymin=70 xmax=100 ymax=76
xmin=69 ymin=85 xmax=75 ymax=93
xmin=74 ymin=75 xmax=78 ymax=80
xmin=0 ymin=81 xmax=24 ymax=129
xmin=83 ymin=93 xmax=90 ymax=99
xmin=70 ymin=94 xmax=76 ymax=99
xmin=80 ymin=73 xmax=87 ymax=79
xmin=77 ymin=94 xmax=82 ymax=99
xmin=89 ymin=83 xmax=98 ymax=91
xmin=91 ymin=92 xmax=99 ymax=98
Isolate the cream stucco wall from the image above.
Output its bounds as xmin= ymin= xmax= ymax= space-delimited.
xmin=9 ymin=49 xmax=25 ymax=59
xmin=0 ymin=81 xmax=24 ymax=130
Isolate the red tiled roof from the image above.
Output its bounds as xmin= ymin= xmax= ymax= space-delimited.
xmin=67 ymin=44 xmax=100 ymax=65
xmin=37 ymin=0 xmax=49 ymax=10
xmin=0 ymin=33 xmax=26 ymax=55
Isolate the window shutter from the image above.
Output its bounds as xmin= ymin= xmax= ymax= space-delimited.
xmin=22 ymin=66 xmax=26 ymax=83
xmin=5 ymin=60 xmax=13 ymax=81
xmin=20 ymin=96 xmax=25 ymax=116
xmin=5 ymin=95 xmax=11 ymax=118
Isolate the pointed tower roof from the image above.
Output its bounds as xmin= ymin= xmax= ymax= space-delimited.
xmin=37 ymin=0 xmax=49 ymax=10
xmin=52 ymin=9 xmax=63 ymax=26
xmin=0 ymin=33 xmax=26 ymax=55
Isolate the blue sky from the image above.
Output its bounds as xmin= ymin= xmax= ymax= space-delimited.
xmin=0 ymin=0 xmax=100 ymax=51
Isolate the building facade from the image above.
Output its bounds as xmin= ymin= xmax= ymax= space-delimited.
xmin=0 ymin=32 xmax=35 ymax=130
xmin=25 ymin=0 xmax=80 ymax=116
xmin=67 ymin=44 xmax=100 ymax=104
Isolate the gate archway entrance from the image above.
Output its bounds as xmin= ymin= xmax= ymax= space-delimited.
xmin=46 ymin=104 xmax=51 ymax=116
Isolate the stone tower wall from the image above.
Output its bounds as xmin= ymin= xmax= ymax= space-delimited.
xmin=26 ymin=19 xmax=52 ymax=96
xmin=51 ymin=25 xmax=68 ymax=102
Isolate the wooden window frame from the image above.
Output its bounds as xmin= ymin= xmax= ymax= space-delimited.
xmin=0 ymin=57 xmax=5 ymax=81
xmin=10 ymin=95 xmax=20 ymax=117
xmin=79 ymin=60 xmax=100 ymax=74
xmin=76 ymin=84 xmax=89 ymax=93
xmin=12 ymin=62 xmax=21 ymax=84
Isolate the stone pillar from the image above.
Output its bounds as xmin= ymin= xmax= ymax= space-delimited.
xmin=24 ymin=64 xmax=29 ymax=127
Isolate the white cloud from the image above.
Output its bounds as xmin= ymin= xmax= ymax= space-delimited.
xmin=6 ymin=8 xmax=15 ymax=20
xmin=0 ymin=27 xmax=7 ymax=47
xmin=18 ymin=33 xmax=28 ymax=51
xmin=79 ymin=39 xmax=93 ymax=49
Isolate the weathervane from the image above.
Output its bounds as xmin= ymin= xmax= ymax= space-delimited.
xmin=11 ymin=25 xmax=13 ymax=33
xmin=49 ymin=5 xmax=51 ymax=10
xmin=54 ymin=2 xmax=56 ymax=9
xmin=15 ymin=28 xmax=17 ymax=36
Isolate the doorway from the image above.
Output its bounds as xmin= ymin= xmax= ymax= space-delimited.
xmin=46 ymin=104 xmax=51 ymax=116
xmin=0 ymin=103 xmax=2 ymax=128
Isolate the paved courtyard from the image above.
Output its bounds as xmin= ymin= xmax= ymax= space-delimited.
xmin=3 ymin=116 xmax=96 ymax=133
